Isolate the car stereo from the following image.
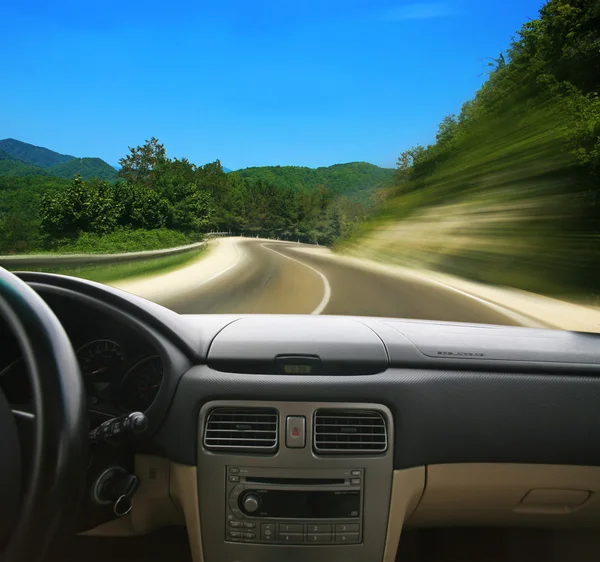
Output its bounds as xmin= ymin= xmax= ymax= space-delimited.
xmin=225 ymin=466 xmax=364 ymax=545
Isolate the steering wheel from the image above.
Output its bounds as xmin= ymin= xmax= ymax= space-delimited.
xmin=0 ymin=268 xmax=87 ymax=562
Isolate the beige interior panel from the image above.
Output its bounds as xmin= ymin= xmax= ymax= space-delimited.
xmin=81 ymin=455 xmax=183 ymax=537
xmin=170 ymin=462 xmax=204 ymax=562
xmin=383 ymin=467 xmax=426 ymax=562
xmin=407 ymin=463 xmax=600 ymax=528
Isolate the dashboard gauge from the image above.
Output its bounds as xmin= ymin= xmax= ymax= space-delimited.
xmin=119 ymin=355 xmax=163 ymax=412
xmin=76 ymin=340 xmax=125 ymax=405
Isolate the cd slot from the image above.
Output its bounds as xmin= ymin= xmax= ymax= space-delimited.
xmin=245 ymin=477 xmax=345 ymax=486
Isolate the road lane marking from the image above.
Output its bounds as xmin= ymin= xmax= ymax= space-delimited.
xmin=195 ymin=238 xmax=243 ymax=288
xmin=260 ymin=243 xmax=331 ymax=315
xmin=286 ymin=244 xmax=542 ymax=327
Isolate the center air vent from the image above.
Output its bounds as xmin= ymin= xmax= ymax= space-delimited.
xmin=203 ymin=408 xmax=278 ymax=452
xmin=314 ymin=409 xmax=387 ymax=454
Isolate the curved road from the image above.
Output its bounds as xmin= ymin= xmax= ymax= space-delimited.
xmin=158 ymin=239 xmax=521 ymax=326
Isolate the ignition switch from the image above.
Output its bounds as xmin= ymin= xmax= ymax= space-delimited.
xmin=92 ymin=466 xmax=140 ymax=517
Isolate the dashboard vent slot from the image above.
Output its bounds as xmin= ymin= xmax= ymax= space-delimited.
xmin=203 ymin=408 xmax=278 ymax=452
xmin=314 ymin=409 xmax=387 ymax=454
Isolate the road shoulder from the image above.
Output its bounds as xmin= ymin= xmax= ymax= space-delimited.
xmin=109 ymin=237 xmax=243 ymax=301
xmin=290 ymin=245 xmax=600 ymax=333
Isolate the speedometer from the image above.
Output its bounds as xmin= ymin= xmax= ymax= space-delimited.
xmin=118 ymin=355 xmax=163 ymax=412
xmin=76 ymin=339 xmax=125 ymax=406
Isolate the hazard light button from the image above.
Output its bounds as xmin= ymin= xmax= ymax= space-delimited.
xmin=286 ymin=416 xmax=306 ymax=448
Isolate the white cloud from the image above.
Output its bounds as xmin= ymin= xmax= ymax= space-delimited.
xmin=385 ymin=3 xmax=455 ymax=21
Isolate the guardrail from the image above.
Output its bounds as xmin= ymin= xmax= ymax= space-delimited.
xmin=0 ymin=232 xmax=229 ymax=269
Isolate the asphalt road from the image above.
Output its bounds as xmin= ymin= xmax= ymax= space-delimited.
xmin=158 ymin=239 xmax=521 ymax=326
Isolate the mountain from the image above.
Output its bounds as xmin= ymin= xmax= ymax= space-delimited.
xmin=49 ymin=157 xmax=117 ymax=181
xmin=0 ymin=139 xmax=117 ymax=181
xmin=0 ymin=149 xmax=50 ymax=177
xmin=0 ymin=138 xmax=74 ymax=168
xmin=232 ymin=162 xmax=395 ymax=200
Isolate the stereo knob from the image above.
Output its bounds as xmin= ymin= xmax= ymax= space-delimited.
xmin=242 ymin=493 xmax=260 ymax=513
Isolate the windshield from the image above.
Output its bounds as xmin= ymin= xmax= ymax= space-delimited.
xmin=1 ymin=0 xmax=599 ymax=332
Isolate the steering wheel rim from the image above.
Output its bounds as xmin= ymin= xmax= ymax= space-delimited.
xmin=0 ymin=267 xmax=87 ymax=562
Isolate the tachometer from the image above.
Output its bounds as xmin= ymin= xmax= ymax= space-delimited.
xmin=118 ymin=355 xmax=163 ymax=412
xmin=76 ymin=339 xmax=125 ymax=406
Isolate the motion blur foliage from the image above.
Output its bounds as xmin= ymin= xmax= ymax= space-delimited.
xmin=340 ymin=0 xmax=600 ymax=299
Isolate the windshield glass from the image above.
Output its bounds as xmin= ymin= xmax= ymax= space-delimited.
xmin=1 ymin=0 xmax=599 ymax=332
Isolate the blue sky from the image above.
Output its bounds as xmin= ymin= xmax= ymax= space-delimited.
xmin=1 ymin=0 xmax=545 ymax=170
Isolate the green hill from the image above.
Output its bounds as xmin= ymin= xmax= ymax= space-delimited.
xmin=49 ymin=157 xmax=117 ymax=181
xmin=0 ymin=138 xmax=74 ymax=168
xmin=0 ymin=150 xmax=50 ymax=177
xmin=0 ymin=139 xmax=117 ymax=181
xmin=233 ymin=162 xmax=394 ymax=200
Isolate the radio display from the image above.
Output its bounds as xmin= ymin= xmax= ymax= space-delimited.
xmin=241 ymin=489 xmax=360 ymax=519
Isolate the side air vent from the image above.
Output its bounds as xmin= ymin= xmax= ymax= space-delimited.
xmin=314 ymin=409 xmax=387 ymax=454
xmin=203 ymin=408 xmax=278 ymax=452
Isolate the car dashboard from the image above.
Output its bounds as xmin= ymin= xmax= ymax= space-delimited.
xmin=1 ymin=294 xmax=163 ymax=417
xmin=3 ymin=271 xmax=600 ymax=562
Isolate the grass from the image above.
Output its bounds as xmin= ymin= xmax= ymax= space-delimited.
xmin=49 ymin=228 xmax=203 ymax=254
xmin=15 ymin=246 xmax=209 ymax=284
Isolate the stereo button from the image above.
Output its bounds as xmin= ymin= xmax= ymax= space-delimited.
xmin=279 ymin=524 xmax=303 ymax=533
xmin=229 ymin=521 xmax=242 ymax=528
xmin=308 ymin=533 xmax=332 ymax=543
xmin=307 ymin=524 xmax=331 ymax=533
xmin=280 ymin=533 xmax=304 ymax=543
xmin=243 ymin=522 xmax=256 ymax=529
xmin=261 ymin=523 xmax=275 ymax=541
xmin=229 ymin=531 xmax=242 ymax=538
xmin=335 ymin=524 xmax=359 ymax=533
xmin=286 ymin=416 xmax=306 ymax=448
xmin=335 ymin=532 xmax=360 ymax=543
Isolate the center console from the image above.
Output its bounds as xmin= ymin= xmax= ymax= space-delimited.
xmin=197 ymin=401 xmax=394 ymax=562
xmin=226 ymin=466 xmax=364 ymax=544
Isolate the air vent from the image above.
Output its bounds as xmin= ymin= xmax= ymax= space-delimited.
xmin=203 ymin=408 xmax=278 ymax=452
xmin=314 ymin=409 xmax=387 ymax=454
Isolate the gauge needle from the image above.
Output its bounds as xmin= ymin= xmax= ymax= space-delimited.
xmin=91 ymin=366 xmax=108 ymax=375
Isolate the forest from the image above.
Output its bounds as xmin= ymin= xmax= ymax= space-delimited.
xmin=233 ymin=163 xmax=394 ymax=202
xmin=0 ymin=137 xmax=388 ymax=254
xmin=344 ymin=0 xmax=600 ymax=297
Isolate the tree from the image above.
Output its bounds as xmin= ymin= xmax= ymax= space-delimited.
xmin=166 ymin=184 xmax=213 ymax=231
xmin=117 ymin=137 xmax=167 ymax=189
xmin=40 ymin=174 xmax=94 ymax=236
xmin=435 ymin=114 xmax=459 ymax=146
xmin=0 ymin=214 xmax=38 ymax=253
xmin=396 ymin=145 xmax=426 ymax=172
xmin=113 ymin=182 xmax=169 ymax=229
